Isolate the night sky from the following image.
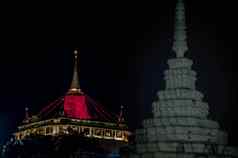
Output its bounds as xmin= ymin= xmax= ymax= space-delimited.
xmin=0 ymin=1 xmax=237 ymax=146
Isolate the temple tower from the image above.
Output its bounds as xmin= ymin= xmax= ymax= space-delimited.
xmin=131 ymin=0 xmax=237 ymax=157
xmin=2 ymin=49 xmax=130 ymax=158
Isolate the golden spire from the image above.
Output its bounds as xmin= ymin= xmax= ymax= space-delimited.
xmin=68 ymin=49 xmax=82 ymax=94
xmin=118 ymin=105 xmax=125 ymax=123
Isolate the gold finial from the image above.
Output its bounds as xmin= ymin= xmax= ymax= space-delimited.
xmin=74 ymin=49 xmax=79 ymax=58
xmin=68 ymin=49 xmax=82 ymax=95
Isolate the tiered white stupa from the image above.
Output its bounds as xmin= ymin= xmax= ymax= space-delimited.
xmin=132 ymin=0 xmax=237 ymax=157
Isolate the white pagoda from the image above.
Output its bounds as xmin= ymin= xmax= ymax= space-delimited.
xmin=131 ymin=0 xmax=237 ymax=157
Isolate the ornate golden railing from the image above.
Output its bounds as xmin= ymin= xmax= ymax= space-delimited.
xmin=14 ymin=117 xmax=130 ymax=143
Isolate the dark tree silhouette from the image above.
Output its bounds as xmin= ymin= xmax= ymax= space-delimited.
xmin=3 ymin=130 xmax=107 ymax=158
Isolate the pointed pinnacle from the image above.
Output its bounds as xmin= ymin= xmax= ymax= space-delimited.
xmin=172 ymin=0 xmax=188 ymax=58
xmin=69 ymin=49 xmax=82 ymax=94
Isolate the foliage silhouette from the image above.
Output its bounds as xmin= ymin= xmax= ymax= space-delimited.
xmin=3 ymin=130 xmax=107 ymax=158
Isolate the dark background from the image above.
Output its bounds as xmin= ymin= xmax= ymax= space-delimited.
xmin=0 ymin=1 xmax=237 ymax=146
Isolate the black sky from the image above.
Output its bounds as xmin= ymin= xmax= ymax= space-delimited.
xmin=0 ymin=1 xmax=237 ymax=145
